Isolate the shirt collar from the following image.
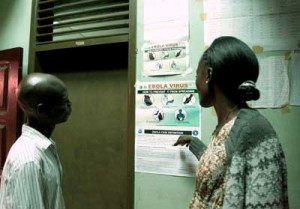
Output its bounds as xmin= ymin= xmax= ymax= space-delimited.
xmin=22 ymin=124 xmax=56 ymax=150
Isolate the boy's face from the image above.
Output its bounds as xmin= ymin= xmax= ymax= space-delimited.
xmin=37 ymin=85 xmax=72 ymax=125
xmin=44 ymin=89 xmax=72 ymax=124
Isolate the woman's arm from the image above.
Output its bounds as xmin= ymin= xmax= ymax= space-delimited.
xmin=174 ymin=135 xmax=207 ymax=160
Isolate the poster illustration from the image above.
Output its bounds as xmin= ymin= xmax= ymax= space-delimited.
xmin=142 ymin=41 xmax=189 ymax=77
xmin=135 ymin=81 xmax=200 ymax=176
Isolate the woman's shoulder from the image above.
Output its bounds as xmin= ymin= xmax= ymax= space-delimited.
xmin=236 ymin=108 xmax=276 ymax=137
xmin=226 ymin=108 xmax=278 ymax=156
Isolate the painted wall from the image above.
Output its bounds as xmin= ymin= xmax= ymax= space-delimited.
xmin=0 ymin=1 xmax=299 ymax=209
xmin=0 ymin=0 xmax=31 ymax=76
xmin=135 ymin=1 xmax=300 ymax=209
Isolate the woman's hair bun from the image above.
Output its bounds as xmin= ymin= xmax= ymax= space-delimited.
xmin=236 ymin=80 xmax=260 ymax=101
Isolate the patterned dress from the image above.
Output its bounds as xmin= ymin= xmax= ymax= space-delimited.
xmin=189 ymin=118 xmax=236 ymax=209
xmin=188 ymin=108 xmax=289 ymax=209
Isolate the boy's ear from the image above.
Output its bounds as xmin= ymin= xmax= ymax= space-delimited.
xmin=36 ymin=103 xmax=47 ymax=115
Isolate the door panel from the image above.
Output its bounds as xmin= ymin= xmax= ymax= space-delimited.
xmin=52 ymin=69 xmax=128 ymax=209
xmin=0 ymin=48 xmax=23 ymax=174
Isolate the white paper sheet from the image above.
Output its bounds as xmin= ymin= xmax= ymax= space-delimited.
xmin=203 ymin=0 xmax=300 ymax=50
xmin=289 ymin=52 xmax=300 ymax=106
xmin=144 ymin=0 xmax=188 ymax=25
xmin=252 ymin=56 xmax=289 ymax=108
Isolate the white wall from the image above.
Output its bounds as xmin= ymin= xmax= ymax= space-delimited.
xmin=0 ymin=0 xmax=32 ymax=75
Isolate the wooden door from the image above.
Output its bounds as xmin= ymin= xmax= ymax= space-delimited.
xmin=52 ymin=70 xmax=129 ymax=209
xmin=0 ymin=48 xmax=23 ymax=175
xmin=30 ymin=42 xmax=133 ymax=208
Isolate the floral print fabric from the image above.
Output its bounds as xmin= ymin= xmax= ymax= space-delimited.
xmin=189 ymin=118 xmax=236 ymax=209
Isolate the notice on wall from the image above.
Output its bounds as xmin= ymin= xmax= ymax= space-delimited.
xmin=144 ymin=20 xmax=189 ymax=44
xmin=203 ymin=0 xmax=300 ymax=51
xmin=135 ymin=81 xmax=200 ymax=176
xmin=136 ymin=0 xmax=199 ymax=176
xmin=142 ymin=0 xmax=190 ymax=79
xmin=142 ymin=41 xmax=189 ymax=77
xmin=251 ymin=55 xmax=289 ymax=108
xmin=144 ymin=0 xmax=188 ymax=25
xmin=289 ymin=52 xmax=300 ymax=106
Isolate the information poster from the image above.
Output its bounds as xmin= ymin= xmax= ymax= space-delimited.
xmin=135 ymin=81 xmax=200 ymax=176
xmin=136 ymin=0 xmax=200 ymax=176
xmin=142 ymin=41 xmax=189 ymax=77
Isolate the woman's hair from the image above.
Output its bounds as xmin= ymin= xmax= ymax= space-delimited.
xmin=203 ymin=36 xmax=260 ymax=102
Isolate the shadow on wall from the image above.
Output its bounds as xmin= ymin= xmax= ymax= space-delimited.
xmin=36 ymin=42 xmax=129 ymax=73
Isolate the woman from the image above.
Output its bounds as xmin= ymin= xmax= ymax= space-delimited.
xmin=174 ymin=36 xmax=289 ymax=209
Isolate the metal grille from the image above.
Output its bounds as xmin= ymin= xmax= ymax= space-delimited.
xmin=36 ymin=0 xmax=129 ymax=45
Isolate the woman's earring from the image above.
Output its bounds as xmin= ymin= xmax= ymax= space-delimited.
xmin=205 ymin=80 xmax=209 ymax=84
